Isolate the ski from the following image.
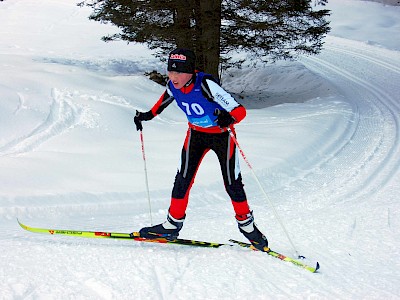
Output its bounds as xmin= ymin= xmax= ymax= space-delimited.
xmin=18 ymin=220 xmax=319 ymax=272
xmin=17 ymin=219 xmax=226 ymax=248
xmin=229 ymin=239 xmax=320 ymax=273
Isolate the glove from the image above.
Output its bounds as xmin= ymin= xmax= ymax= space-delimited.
xmin=134 ymin=110 xmax=154 ymax=131
xmin=214 ymin=109 xmax=235 ymax=128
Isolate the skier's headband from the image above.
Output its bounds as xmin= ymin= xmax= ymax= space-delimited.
xmin=167 ymin=48 xmax=196 ymax=74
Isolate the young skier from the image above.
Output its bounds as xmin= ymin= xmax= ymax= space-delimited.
xmin=134 ymin=48 xmax=268 ymax=251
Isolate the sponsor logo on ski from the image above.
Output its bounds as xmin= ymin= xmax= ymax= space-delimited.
xmin=55 ymin=230 xmax=83 ymax=235
xmin=95 ymin=232 xmax=111 ymax=237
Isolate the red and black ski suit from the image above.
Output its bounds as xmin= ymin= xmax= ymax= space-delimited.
xmin=147 ymin=72 xmax=251 ymax=220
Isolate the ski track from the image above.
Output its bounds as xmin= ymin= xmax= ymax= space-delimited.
xmin=14 ymin=92 xmax=28 ymax=115
xmin=0 ymin=88 xmax=134 ymax=158
xmin=0 ymin=89 xmax=82 ymax=157
xmin=299 ymin=38 xmax=400 ymax=203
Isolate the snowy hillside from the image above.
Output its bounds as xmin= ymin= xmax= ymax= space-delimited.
xmin=1 ymin=0 xmax=400 ymax=299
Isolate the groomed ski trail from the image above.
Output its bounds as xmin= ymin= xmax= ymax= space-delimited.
xmin=299 ymin=36 xmax=400 ymax=204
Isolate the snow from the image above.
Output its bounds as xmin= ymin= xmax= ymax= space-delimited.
xmin=1 ymin=0 xmax=400 ymax=298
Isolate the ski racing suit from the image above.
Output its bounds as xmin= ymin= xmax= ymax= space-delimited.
xmin=147 ymin=72 xmax=251 ymax=220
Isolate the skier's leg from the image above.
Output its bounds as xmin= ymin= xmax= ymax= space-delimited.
xmin=140 ymin=129 xmax=208 ymax=239
xmin=169 ymin=129 xmax=209 ymax=219
xmin=214 ymin=131 xmax=269 ymax=251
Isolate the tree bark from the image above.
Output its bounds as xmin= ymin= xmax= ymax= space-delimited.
xmin=174 ymin=0 xmax=193 ymax=48
xmin=195 ymin=0 xmax=221 ymax=79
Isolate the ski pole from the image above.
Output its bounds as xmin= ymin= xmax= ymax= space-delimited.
xmin=227 ymin=127 xmax=301 ymax=258
xmin=139 ymin=129 xmax=153 ymax=225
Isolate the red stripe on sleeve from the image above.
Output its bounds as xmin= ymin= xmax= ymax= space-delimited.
xmin=150 ymin=91 xmax=168 ymax=116
xmin=231 ymin=105 xmax=246 ymax=124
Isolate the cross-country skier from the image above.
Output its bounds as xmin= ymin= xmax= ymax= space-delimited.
xmin=134 ymin=48 xmax=268 ymax=251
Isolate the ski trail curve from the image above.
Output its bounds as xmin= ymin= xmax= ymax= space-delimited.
xmin=300 ymin=37 xmax=400 ymax=203
xmin=0 ymin=88 xmax=82 ymax=157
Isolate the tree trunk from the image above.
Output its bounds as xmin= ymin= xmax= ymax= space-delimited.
xmin=195 ymin=0 xmax=221 ymax=79
xmin=174 ymin=0 xmax=193 ymax=48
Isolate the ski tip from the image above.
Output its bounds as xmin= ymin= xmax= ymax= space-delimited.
xmin=17 ymin=219 xmax=31 ymax=232
xmin=16 ymin=218 xmax=24 ymax=227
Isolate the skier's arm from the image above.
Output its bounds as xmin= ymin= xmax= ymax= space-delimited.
xmin=134 ymin=89 xmax=175 ymax=131
xmin=228 ymin=105 xmax=246 ymax=124
xmin=150 ymin=86 xmax=175 ymax=116
xmin=202 ymin=78 xmax=246 ymax=125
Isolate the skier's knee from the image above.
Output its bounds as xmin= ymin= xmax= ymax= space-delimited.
xmin=172 ymin=172 xmax=193 ymax=199
xmin=225 ymin=176 xmax=246 ymax=201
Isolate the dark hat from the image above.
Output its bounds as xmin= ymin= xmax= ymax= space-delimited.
xmin=167 ymin=48 xmax=196 ymax=74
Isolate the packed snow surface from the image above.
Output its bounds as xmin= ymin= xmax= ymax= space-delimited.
xmin=1 ymin=0 xmax=400 ymax=299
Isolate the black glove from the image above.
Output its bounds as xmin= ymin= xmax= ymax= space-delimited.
xmin=134 ymin=110 xmax=154 ymax=131
xmin=214 ymin=109 xmax=235 ymax=128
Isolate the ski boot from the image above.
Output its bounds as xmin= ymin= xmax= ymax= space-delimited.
xmin=236 ymin=212 xmax=269 ymax=251
xmin=139 ymin=212 xmax=185 ymax=240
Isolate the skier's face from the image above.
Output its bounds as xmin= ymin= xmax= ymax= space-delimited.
xmin=168 ymin=71 xmax=193 ymax=89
